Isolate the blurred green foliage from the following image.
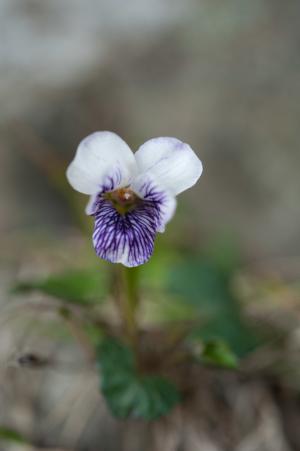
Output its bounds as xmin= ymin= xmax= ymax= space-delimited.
xmin=13 ymin=268 xmax=108 ymax=305
xmin=9 ymin=238 xmax=267 ymax=423
xmin=201 ymin=339 xmax=238 ymax=369
xmin=166 ymin=254 xmax=260 ymax=357
xmin=0 ymin=427 xmax=28 ymax=444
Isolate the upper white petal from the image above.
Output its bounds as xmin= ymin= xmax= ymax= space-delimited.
xmin=66 ymin=131 xmax=137 ymax=195
xmin=134 ymin=137 xmax=203 ymax=196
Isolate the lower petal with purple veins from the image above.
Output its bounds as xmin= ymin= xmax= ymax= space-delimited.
xmin=92 ymin=199 xmax=159 ymax=267
xmin=91 ymin=177 xmax=176 ymax=267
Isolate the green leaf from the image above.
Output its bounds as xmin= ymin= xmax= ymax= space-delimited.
xmin=201 ymin=339 xmax=238 ymax=369
xmin=13 ymin=269 xmax=107 ymax=305
xmin=97 ymin=338 xmax=180 ymax=420
xmin=0 ymin=427 xmax=27 ymax=444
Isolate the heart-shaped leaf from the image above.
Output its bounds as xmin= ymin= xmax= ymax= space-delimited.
xmin=97 ymin=338 xmax=180 ymax=420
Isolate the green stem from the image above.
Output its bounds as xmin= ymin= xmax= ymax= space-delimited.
xmin=112 ymin=265 xmax=139 ymax=351
xmin=117 ymin=266 xmax=140 ymax=348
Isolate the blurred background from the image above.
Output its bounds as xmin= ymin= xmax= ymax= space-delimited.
xmin=1 ymin=1 xmax=300 ymax=450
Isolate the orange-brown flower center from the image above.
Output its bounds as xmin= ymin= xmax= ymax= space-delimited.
xmin=103 ymin=188 xmax=141 ymax=215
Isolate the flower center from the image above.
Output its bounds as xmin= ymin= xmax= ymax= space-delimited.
xmin=103 ymin=188 xmax=141 ymax=215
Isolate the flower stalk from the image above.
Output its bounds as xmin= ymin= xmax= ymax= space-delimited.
xmin=115 ymin=266 xmax=140 ymax=350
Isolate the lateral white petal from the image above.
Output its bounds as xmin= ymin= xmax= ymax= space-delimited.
xmin=66 ymin=131 xmax=137 ymax=195
xmin=131 ymin=174 xmax=177 ymax=233
xmin=135 ymin=137 xmax=203 ymax=196
xmin=85 ymin=193 xmax=98 ymax=215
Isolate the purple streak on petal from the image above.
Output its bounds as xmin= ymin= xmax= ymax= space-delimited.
xmin=91 ymin=180 xmax=170 ymax=267
xmin=136 ymin=178 xmax=174 ymax=232
xmin=132 ymin=174 xmax=177 ymax=233
xmin=100 ymin=167 xmax=123 ymax=193
xmin=85 ymin=167 xmax=123 ymax=215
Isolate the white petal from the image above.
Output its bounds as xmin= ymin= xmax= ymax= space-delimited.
xmin=131 ymin=174 xmax=177 ymax=233
xmin=134 ymin=137 xmax=203 ymax=196
xmin=66 ymin=131 xmax=137 ymax=195
xmin=85 ymin=193 xmax=98 ymax=215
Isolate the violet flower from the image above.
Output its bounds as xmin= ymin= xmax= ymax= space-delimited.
xmin=66 ymin=132 xmax=203 ymax=267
